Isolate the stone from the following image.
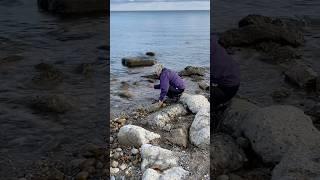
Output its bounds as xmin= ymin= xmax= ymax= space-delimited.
xmin=189 ymin=107 xmax=210 ymax=149
xmin=142 ymin=167 xmax=189 ymax=180
xmin=146 ymin=52 xmax=156 ymax=56
xmin=284 ymin=60 xmax=318 ymax=90
xmin=32 ymin=63 xmax=63 ymax=87
xmin=271 ymin=88 xmax=291 ymax=102
xmin=111 ymin=160 xmax=119 ymax=168
xmin=271 ymin=145 xmax=320 ymax=180
xmin=116 ymin=148 xmax=122 ymax=152
xmin=37 ymin=0 xmax=108 ymax=14
xmin=179 ymin=66 xmax=206 ymax=76
xmin=110 ymin=167 xmax=120 ymax=175
xmin=75 ymin=171 xmax=89 ymax=180
xmin=140 ymin=144 xmax=179 ymax=171
xmin=147 ymin=104 xmax=187 ymax=129
xmin=167 ymin=128 xmax=188 ymax=148
xmin=131 ymin=148 xmax=139 ymax=155
xmin=217 ymin=175 xmax=229 ymax=180
xmin=119 ymin=163 xmax=127 ymax=171
xmin=118 ymin=91 xmax=133 ymax=99
xmin=242 ymin=105 xmax=320 ymax=163
xmin=198 ymin=81 xmax=210 ymax=90
xmin=180 ymin=93 xmax=210 ymax=114
xmin=118 ymin=125 xmax=161 ymax=147
xmin=211 ymin=134 xmax=247 ymax=176
xmin=80 ymin=158 xmax=96 ymax=170
xmin=30 ymin=95 xmax=73 ymax=113
xmin=122 ymin=56 xmax=157 ymax=67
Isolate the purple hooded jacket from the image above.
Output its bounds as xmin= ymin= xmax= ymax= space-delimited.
xmin=154 ymin=68 xmax=185 ymax=101
xmin=212 ymin=35 xmax=240 ymax=87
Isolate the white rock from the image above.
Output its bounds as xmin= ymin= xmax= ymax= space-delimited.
xmin=189 ymin=106 xmax=210 ymax=149
xmin=111 ymin=160 xmax=119 ymax=168
xmin=140 ymin=144 xmax=178 ymax=171
xmin=180 ymin=93 xmax=210 ymax=114
xmin=110 ymin=167 xmax=120 ymax=174
xmin=118 ymin=125 xmax=161 ymax=147
xmin=131 ymin=148 xmax=139 ymax=155
xmin=119 ymin=163 xmax=127 ymax=170
xmin=147 ymin=104 xmax=187 ymax=130
xmin=110 ymin=136 xmax=114 ymax=143
xmin=142 ymin=167 xmax=189 ymax=180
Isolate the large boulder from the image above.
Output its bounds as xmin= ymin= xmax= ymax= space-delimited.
xmin=211 ymin=134 xmax=247 ymax=176
xmin=271 ymin=145 xmax=320 ymax=180
xmin=142 ymin=167 xmax=189 ymax=180
xmin=180 ymin=93 xmax=210 ymax=114
xmin=242 ymin=105 xmax=320 ymax=163
xmin=122 ymin=56 xmax=157 ymax=67
xmin=117 ymin=125 xmax=161 ymax=147
xmin=189 ymin=107 xmax=210 ymax=149
xmin=179 ymin=66 xmax=206 ymax=76
xmin=147 ymin=104 xmax=187 ymax=130
xmin=140 ymin=144 xmax=179 ymax=171
xmin=284 ymin=60 xmax=318 ymax=90
xmin=37 ymin=0 xmax=108 ymax=14
xmin=222 ymin=98 xmax=259 ymax=136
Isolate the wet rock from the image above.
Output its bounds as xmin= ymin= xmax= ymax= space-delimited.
xmin=118 ymin=125 xmax=161 ymax=147
xmin=142 ymin=167 xmax=189 ymax=180
xmin=180 ymin=93 xmax=209 ymax=114
xmin=37 ymin=0 xmax=108 ymax=14
xmin=96 ymin=161 xmax=103 ymax=169
xmin=217 ymin=175 xmax=229 ymax=180
xmin=80 ymin=143 xmax=104 ymax=158
xmin=75 ymin=171 xmax=89 ymax=180
xmin=189 ymin=107 xmax=210 ymax=149
xmin=146 ymin=52 xmax=156 ymax=56
xmin=111 ymin=160 xmax=119 ymax=168
xmin=236 ymin=137 xmax=250 ymax=149
xmin=118 ymin=91 xmax=133 ymax=99
xmin=242 ymin=105 xmax=320 ymax=163
xmin=198 ymin=81 xmax=210 ymax=91
xmin=75 ymin=63 xmax=93 ymax=77
xmin=284 ymin=60 xmax=318 ymax=90
xmin=211 ymin=134 xmax=247 ymax=176
xmin=271 ymin=145 xmax=320 ymax=180
xmin=147 ymin=104 xmax=187 ymax=130
xmin=271 ymin=88 xmax=291 ymax=102
xmin=80 ymin=158 xmax=96 ymax=170
xmin=219 ymin=15 xmax=304 ymax=48
xmin=32 ymin=63 xmax=63 ymax=86
xmin=167 ymin=128 xmax=188 ymax=148
xmin=140 ymin=144 xmax=179 ymax=171
xmin=70 ymin=158 xmax=86 ymax=168
xmin=47 ymin=168 xmax=65 ymax=180
xmin=122 ymin=56 xmax=157 ymax=67
xmin=223 ymin=98 xmax=259 ymax=136
xmin=30 ymin=94 xmax=73 ymax=113
xmin=131 ymin=148 xmax=139 ymax=155
xmin=179 ymin=66 xmax=206 ymax=76
xmin=141 ymin=74 xmax=158 ymax=80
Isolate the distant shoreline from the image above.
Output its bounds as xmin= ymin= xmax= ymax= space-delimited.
xmin=110 ymin=9 xmax=209 ymax=13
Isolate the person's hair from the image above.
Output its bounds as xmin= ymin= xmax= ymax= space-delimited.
xmin=153 ymin=63 xmax=164 ymax=76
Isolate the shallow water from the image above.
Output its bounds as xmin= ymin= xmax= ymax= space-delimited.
xmin=212 ymin=0 xmax=320 ymax=108
xmin=0 ymin=0 xmax=108 ymax=178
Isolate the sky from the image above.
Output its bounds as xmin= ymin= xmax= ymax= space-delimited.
xmin=110 ymin=0 xmax=210 ymax=11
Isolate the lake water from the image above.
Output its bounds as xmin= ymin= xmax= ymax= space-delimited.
xmin=110 ymin=10 xmax=210 ymax=77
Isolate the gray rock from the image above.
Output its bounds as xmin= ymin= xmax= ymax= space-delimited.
xmin=242 ymin=105 xmax=320 ymax=163
xmin=179 ymin=66 xmax=206 ymax=76
xmin=272 ymin=145 xmax=320 ymax=180
xmin=180 ymin=93 xmax=210 ymax=114
xmin=167 ymin=128 xmax=188 ymax=148
xmin=189 ymin=106 xmax=210 ymax=149
xmin=211 ymin=134 xmax=247 ymax=176
xmin=122 ymin=56 xmax=157 ymax=67
xmin=118 ymin=125 xmax=161 ymax=147
xmin=142 ymin=167 xmax=189 ymax=180
xmin=198 ymin=81 xmax=210 ymax=91
xmin=30 ymin=94 xmax=73 ymax=113
xmin=111 ymin=160 xmax=119 ymax=168
xmin=140 ymin=144 xmax=179 ymax=171
xmin=147 ymin=104 xmax=187 ymax=130
xmin=110 ymin=167 xmax=120 ymax=175
xmin=131 ymin=148 xmax=139 ymax=155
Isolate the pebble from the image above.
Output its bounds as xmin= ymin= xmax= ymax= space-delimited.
xmin=131 ymin=148 xmax=139 ymax=155
xmin=75 ymin=171 xmax=89 ymax=180
xmin=110 ymin=167 xmax=120 ymax=174
xmin=217 ymin=174 xmax=229 ymax=180
xmin=113 ymin=152 xmax=120 ymax=159
xmin=119 ymin=163 xmax=127 ymax=170
xmin=111 ymin=160 xmax=119 ymax=168
xmin=110 ymin=137 xmax=114 ymax=143
xmin=116 ymin=148 xmax=122 ymax=152
xmin=96 ymin=161 xmax=104 ymax=169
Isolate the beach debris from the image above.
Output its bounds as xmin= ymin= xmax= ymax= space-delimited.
xmin=179 ymin=66 xmax=206 ymax=76
xmin=122 ymin=56 xmax=157 ymax=67
xmin=142 ymin=167 xmax=189 ymax=180
xmin=189 ymin=106 xmax=210 ymax=149
xmin=147 ymin=104 xmax=187 ymax=130
xmin=180 ymin=93 xmax=209 ymax=114
xmin=140 ymin=144 xmax=179 ymax=171
xmin=117 ymin=125 xmax=161 ymax=147
xmin=211 ymin=134 xmax=247 ymax=176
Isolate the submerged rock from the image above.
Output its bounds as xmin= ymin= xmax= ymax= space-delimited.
xmin=142 ymin=167 xmax=189 ymax=180
xmin=189 ymin=107 xmax=210 ymax=149
xmin=140 ymin=144 xmax=179 ymax=171
xmin=122 ymin=56 xmax=157 ymax=67
xmin=242 ymin=105 xmax=320 ymax=163
xmin=211 ymin=134 xmax=247 ymax=176
xmin=147 ymin=104 xmax=187 ymax=130
xmin=118 ymin=125 xmax=161 ymax=147
xmin=180 ymin=93 xmax=210 ymax=114
xmin=31 ymin=94 xmax=73 ymax=113
xmin=37 ymin=0 xmax=108 ymax=14
xmin=32 ymin=63 xmax=63 ymax=87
